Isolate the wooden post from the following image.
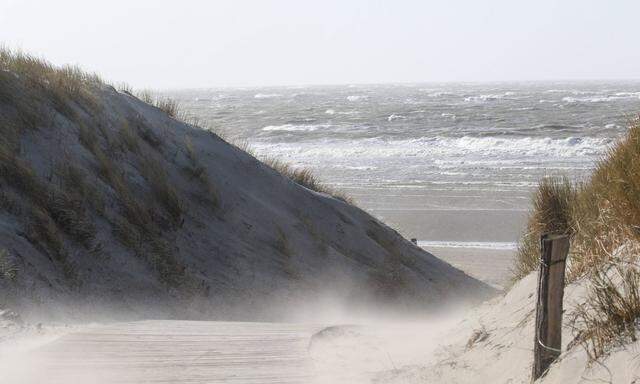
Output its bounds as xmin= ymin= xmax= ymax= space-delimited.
xmin=532 ymin=233 xmax=570 ymax=381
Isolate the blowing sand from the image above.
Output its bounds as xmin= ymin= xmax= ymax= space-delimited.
xmin=0 ymin=318 xmax=461 ymax=384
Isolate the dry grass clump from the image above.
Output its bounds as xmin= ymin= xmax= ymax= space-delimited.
xmin=27 ymin=207 xmax=65 ymax=261
xmin=0 ymin=189 xmax=22 ymax=216
xmin=117 ymin=120 xmax=140 ymax=154
xmin=513 ymin=177 xmax=576 ymax=280
xmin=0 ymin=248 xmax=17 ymax=281
xmin=571 ymin=257 xmax=640 ymax=360
xmin=0 ymin=147 xmax=95 ymax=248
xmin=184 ymin=136 xmax=219 ymax=208
xmin=263 ymin=157 xmax=353 ymax=204
xmin=273 ymin=227 xmax=300 ymax=279
xmin=0 ymin=47 xmax=102 ymax=119
xmin=136 ymin=121 xmax=164 ymax=150
xmin=0 ymin=147 xmax=47 ymax=205
xmin=140 ymin=157 xmax=183 ymax=226
xmin=136 ymin=90 xmax=179 ymax=117
xmin=513 ymin=118 xmax=640 ymax=281
xmin=274 ymin=227 xmax=292 ymax=257
xmin=47 ymin=189 xmax=96 ymax=247
xmin=57 ymin=162 xmax=105 ymax=214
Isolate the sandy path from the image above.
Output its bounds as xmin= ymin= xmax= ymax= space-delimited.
xmin=4 ymin=321 xmax=325 ymax=384
xmin=2 ymin=319 xmax=454 ymax=384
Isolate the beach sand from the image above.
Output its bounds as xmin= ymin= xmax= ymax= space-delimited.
xmin=423 ymin=247 xmax=515 ymax=290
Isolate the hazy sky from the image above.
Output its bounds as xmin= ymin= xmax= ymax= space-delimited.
xmin=1 ymin=0 xmax=639 ymax=88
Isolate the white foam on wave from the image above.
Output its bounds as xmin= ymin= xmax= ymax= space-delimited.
xmin=563 ymin=94 xmax=640 ymax=103
xmin=387 ymin=114 xmax=405 ymax=122
xmin=251 ymin=135 xmax=613 ymax=160
xmin=424 ymin=91 xmax=455 ymax=97
xmin=347 ymin=95 xmax=367 ymax=102
xmin=262 ymin=124 xmax=332 ymax=132
xmin=464 ymin=92 xmax=514 ymax=102
xmin=544 ymin=89 xmax=595 ymax=95
xmin=254 ymin=93 xmax=281 ymax=99
xmin=325 ymin=109 xmax=335 ymax=115
xmin=418 ymin=240 xmax=518 ymax=250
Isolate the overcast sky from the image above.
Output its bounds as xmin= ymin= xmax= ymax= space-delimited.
xmin=1 ymin=0 xmax=639 ymax=89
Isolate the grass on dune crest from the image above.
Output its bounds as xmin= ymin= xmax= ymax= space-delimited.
xmin=261 ymin=157 xmax=353 ymax=204
xmin=513 ymin=117 xmax=640 ymax=359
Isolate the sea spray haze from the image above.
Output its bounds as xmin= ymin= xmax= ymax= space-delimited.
xmin=168 ymin=82 xmax=640 ymax=245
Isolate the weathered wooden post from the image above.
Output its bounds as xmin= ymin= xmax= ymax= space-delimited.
xmin=532 ymin=233 xmax=570 ymax=381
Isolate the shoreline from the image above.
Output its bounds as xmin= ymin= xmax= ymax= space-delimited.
xmin=423 ymin=246 xmax=515 ymax=290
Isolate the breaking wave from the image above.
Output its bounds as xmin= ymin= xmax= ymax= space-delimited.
xmin=262 ymin=124 xmax=332 ymax=132
xmin=347 ymin=95 xmax=367 ymax=102
xmin=254 ymin=93 xmax=281 ymax=99
xmin=252 ymin=135 xmax=613 ymax=159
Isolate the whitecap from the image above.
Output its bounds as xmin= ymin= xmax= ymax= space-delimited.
xmin=254 ymin=93 xmax=280 ymax=99
xmin=261 ymin=124 xmax=330 ymax=132
xmin=563 ymin=94 xmax=640 ymax=103
xmin=347 ymin=95 xmax=366 ymax=102
xmin=464 ymin=94 xmax=501 ymax=102
xmin=387 ymin=114 xmax=405 ymax=122
xmin=251 ymin=135 xmax=613 ymax=160
xmin=325 ymin=109 xmax=335 ymax=115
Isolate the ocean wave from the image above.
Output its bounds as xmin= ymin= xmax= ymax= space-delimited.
xmin=347 ymin=95 xmax=367 ymax=102
xmin=261 ymin=124 xmax=332 ymax=132
xmin=251 ymin=135 xmax=613 ymax=160
xmin=325 ymin=109 xmax=335 ymax=115
xmin=387 ymin=114 xmax=405 ymax=122
xmin=340 ymin=165 xmax=378 ymax=171
xmin=464 ymin=93 xmax=510 ymax=102
xmin=562 ymin=94 xmax=640 ymax=103
xmin=424 ymin=91 xmax=455 ymax=97
xmin=533 ymin=124 xmax=582 ymax=131
xmin=254 ymin=93 xmax=281 ymax=99
xmin=544 ymin=89 xmax=595 ymax=95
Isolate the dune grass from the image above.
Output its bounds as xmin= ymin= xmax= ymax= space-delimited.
xmin=0 ymin=47 xmax=102 ymax=121
xmin=571 ymin=257 xmax=640 ymax=360
xmin=136 ymin=90 xmax=180 ymax=117
xmin=262 ymin=157 xmax=353 ymax=204
xmin=514 ymin=119 xmax=640 ymax=281
xmin=514 ymin=118 xmax=640 ymax=359
xmin=0 ymin=248 xmax=17 ymax=281
xmin=513 ymin=176 xmax=576 ymax=280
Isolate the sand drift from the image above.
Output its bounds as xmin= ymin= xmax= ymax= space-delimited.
xmin=0 ymin=319 xmax=454 ymax=384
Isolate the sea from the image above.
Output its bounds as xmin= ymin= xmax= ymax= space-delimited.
xmin=166 ymin=82 xmax=640 ymax=251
